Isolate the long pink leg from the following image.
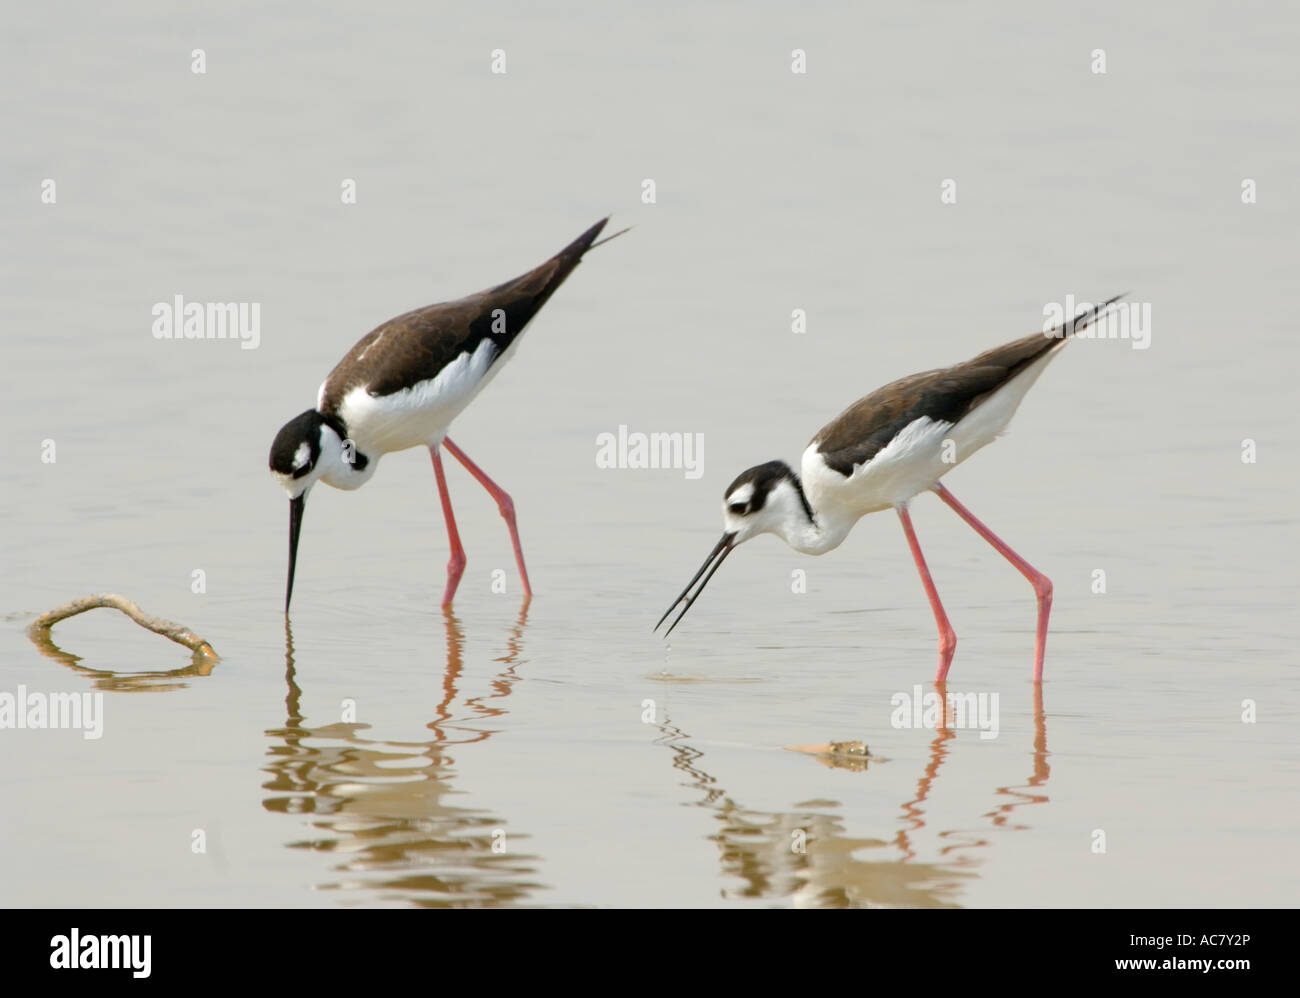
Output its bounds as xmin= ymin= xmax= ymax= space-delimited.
xmin=443 ymin=437 xmax=532 ymax=600
xmin=896 ymin=504 xmax=957 ymax=682
xmin=429 ymin=447 xmax=467 ymax=607
xmin=932 ymin=482 xmax=1052 ymax=682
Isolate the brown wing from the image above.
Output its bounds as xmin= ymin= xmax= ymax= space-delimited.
xmin=811 ymin=294 xmax=1125 ymax=477
xmin=811 ymin=331 xmax=1062 ymax=477
xmin=319 ymin=218 xmax=608 ymax=415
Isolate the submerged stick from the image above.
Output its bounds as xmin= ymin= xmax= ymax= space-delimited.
xmin=28 ymin=594 xmax=219 ymax=660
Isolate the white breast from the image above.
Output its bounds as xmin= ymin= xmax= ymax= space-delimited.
xmin=332 ymin=337 xmax=513 ymax=457
xmin=802 ymin=416 xmax=954 ymax=518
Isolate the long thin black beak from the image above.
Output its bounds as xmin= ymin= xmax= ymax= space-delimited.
xmin=655 ymin=532 xmax=737 ymax=637
xmin=285 ymin=493 xmax=305 ymax=614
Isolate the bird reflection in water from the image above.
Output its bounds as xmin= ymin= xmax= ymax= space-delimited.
xmin=263 ymin=607 xmax=540 ymax=907
xmin=895 ymin=682 xmax=1051 ymax=865
xmin=653 ymin=681 xmax=1050 ymax=907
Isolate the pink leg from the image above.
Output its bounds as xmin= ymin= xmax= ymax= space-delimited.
xmin=443 ymin=437 xmax=532 ymax=600
xmin=932 ymin=482 xmax=1052 ymax=682
xmin=896 ymin=505 xmax=957 ymax=682
xmin=429 ymin=447 xmax=467 ymax=607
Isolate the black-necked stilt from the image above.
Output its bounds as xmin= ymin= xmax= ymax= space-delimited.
xmin=270 ymin=217 xmax=622 ymax=612
xmin=656 ymin=295 xmax=1127 ymax=681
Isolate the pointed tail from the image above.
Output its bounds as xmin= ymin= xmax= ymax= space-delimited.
xmin=1049 ymin=292 xmax=1129 ymax=339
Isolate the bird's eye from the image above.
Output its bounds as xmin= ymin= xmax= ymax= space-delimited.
xmin=728 ymin=502 xmax=748 ymax=515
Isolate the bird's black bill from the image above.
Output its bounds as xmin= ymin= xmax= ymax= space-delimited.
xmin=285 ymin=493 xmax=305 ymax=614
xmin=655 ymin=532 xmax=737 ymax=637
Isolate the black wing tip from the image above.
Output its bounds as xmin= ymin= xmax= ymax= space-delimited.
xmin=561 ymin=216 xmax=635 ymax=258
xmin=536 ymin=217 xmax=626 ymax=297
xmin=1086 ymin=291 xmax=1128 ymax=314
xmin=1051 ymin=292 xmax=1130 ymax=339
xmin=561 ymin=217 xmax=610 ymax=260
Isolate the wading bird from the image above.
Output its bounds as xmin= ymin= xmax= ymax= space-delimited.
xmin=269 ymin=218 xmax=621 ymax=612
xmin=656 ymin=296 xmax=1126 ymax=681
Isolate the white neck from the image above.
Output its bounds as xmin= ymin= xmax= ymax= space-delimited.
xmin=747 ymin=476 xmax=856 ymax=555
xmin=317 ymin=422 xmax=378 ymax=491
xmin=775 ymin=500 xmax=856 ymax=555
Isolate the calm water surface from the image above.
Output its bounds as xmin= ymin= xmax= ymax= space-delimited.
xmin=2 ymin=1 xmax=1297 ymax=907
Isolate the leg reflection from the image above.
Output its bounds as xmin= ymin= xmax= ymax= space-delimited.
xmin=264 ymin=608 xmax=539 ymax=905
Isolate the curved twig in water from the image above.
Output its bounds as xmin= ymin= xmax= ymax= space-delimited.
xmin=28 ymin=593 xmax=219 ymax=661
